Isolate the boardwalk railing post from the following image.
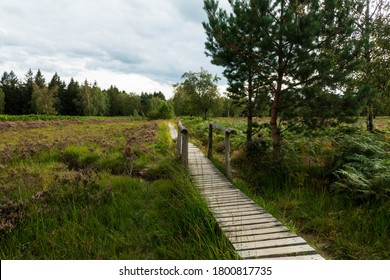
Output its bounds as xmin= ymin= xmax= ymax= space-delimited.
xmin=176 ymin=126 xmax=182 ymax=155
xmin=207 ymin=123 xmax=213 ymax=159
xmin=181 ymin=130 xmax=188 ymax=166
xmin=177 ymin=121 xmax=188 ymax=166
xmin=225 ymin=131 xmax=232 ymax=180
xmin=209 ymin=122 xmax=236 ymax=180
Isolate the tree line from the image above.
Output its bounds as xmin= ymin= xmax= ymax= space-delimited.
xmin=0 ymin=68 xmax=250 ymax=120
xmin=0 ymin=69 xmax=174 ymax=119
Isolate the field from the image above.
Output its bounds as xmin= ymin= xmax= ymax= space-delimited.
xmin=181 ymin=116 xmax=390 ymax=260
xmin=0 ymin=117 xmax=238 ymax=259
xmin=2 ymin=115 xmax=389 ymax=260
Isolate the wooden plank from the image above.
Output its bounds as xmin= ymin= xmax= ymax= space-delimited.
xmin=201 ymin=187 xmax=240 ymax=193
xmin=221 ymin=221 xmax=283 ymax=232
xmin=266 ymin=254 xmax=325 ymax=260
xmin=211 ymin=206 xmax=263 ymax=215
xmin=196 ymin=181 xmax=232 ymax=187
xmin=210 ymin=122 xmax=237 ymax=134
xmin=205 ymin=190 xmax=245 ymax=196
xmin=238 ymin=244 xmax=317 ymax=259
xmin=224 ymin=225 xmax=291 ymax=238
xmin=219 ymin=217 xmax=277 ymax=227
xmin=208 ymin=200 xmax=258 ymax=208
xmin=230 ymin=231 xmax=297 ymax=244
xmin=208 ymin=199 xmax=256 ymax=207
xmin=211 ymin=205 xmax=264 ymax=214
xmin=206 ymin=195 xmax=248 ymax=202
xmin=233 ymin=236 xmax=308 ymax=251
xmin=213 ymin=209 xmax=267 ymax=218
xmin=215 ymin=212 xmax=274 ymax=222
xmin=211 ymin=206 xmax=262 ymax=215
xmin=197 ymin=180 xmax=232 ymax=184
xmin=193 ymin=176 xmax=229 ymax=181
xmin=194 ymin=179 xmax=231 ymax=184
xmin=201 ymin=190 xmax=242 ymax=197
xmin=206 ymin=198 xmax=251 ymax=205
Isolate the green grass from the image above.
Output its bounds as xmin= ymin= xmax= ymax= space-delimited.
xmin=0 ymin=117 xmax=238 ymax=260
xmin=181 ymin=116 xmax=390 ymax=260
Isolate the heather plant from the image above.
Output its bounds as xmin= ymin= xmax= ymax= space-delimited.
xmin=0 ymin=118 xmax=237 ymax=259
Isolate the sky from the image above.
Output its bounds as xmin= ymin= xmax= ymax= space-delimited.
xmin=0 ymin=0 xmax=230 ymax=98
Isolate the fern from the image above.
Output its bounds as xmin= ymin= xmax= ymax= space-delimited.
xmin=330 ymin=134 xmax=390 ymax=200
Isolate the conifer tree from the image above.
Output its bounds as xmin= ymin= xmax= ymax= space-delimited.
xmin=0 ymin=88 xmax=5 ymax=114
xmin=21 ymin=69 xmax=34 ymax=114
xmin=63 ymin=78 xmax=80 ymax=116
xmin=34 ymin=69 xmax=46 ymax=88
xmin=1 ymin=71 xmax=21 ymax=115
xmin=49 ymin=72 xmax=66 ymax=114
xmin=204 ymin=0 xmax=365 ymax=156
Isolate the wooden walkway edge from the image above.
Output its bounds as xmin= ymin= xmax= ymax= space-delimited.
xmin=168 ymin=123 xmax=325 ymax=260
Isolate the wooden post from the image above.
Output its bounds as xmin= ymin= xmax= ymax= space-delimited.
xmin=177 ymin=121 xmax=188 ymax=166
xmin=176 ymin=126 xmax=182 ymax=155
xmin=225 ymin=131 xmax=232 ymax=180
xmin=207 ymin=122 xmax=213 ymax=159
xmin=208 ymin=122 xmax=236 ymax=180
xmin=181 ymin=130 xmax=188 ymax=166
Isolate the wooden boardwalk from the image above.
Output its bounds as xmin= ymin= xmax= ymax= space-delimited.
xmin=168 ymin=123 xmax=324 ymax=260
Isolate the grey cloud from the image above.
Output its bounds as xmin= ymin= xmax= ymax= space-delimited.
xmin=0 ymin=0 xmax=226 ymax=90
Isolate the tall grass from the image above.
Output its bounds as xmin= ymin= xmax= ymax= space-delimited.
xmin=0 ymin=118 xmax=238 ymax=259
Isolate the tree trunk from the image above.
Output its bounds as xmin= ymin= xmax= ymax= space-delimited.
xmin=270 ymin=89 xmax=281 ymax=159
xmin=271 ymin=71 xmax=282 ymax=159
xmin=366 ymin=101 xmax=374 ymax=132
xmin=247 ymin=72 xmax=253 ymax=143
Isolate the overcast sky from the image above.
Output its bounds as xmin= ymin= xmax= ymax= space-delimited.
xmin=0 ymin=0 xmax=230 ymax=98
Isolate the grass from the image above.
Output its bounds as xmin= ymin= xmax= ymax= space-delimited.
xmin=0 ymin=117 xmax=238 ymax=260
xmin=181 ymin=116 xmax=390 ymax=260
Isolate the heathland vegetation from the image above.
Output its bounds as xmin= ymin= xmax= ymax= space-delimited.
xmin=0 ymin=118 xmax=238 ymax=259
xmin=1 ymin=0 xmax=389 ymax=260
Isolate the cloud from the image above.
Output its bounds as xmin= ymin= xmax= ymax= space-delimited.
xmin=0 ymin=0 xmax=227 ymax=98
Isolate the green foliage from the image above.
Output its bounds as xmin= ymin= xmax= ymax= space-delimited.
xmin=330 ymin=134 xmax=390 ymax=200
xmin=1 ymin=71 xmax=22 ymax=115
xmin=203 ymin=0 xmax=367 ymax=149
xmin=31 ymin=83 xmax=58 ymax=115
xmin=0 ymin=69 xmax=171 ymax=119
xmin=59 ymin=78 xmax=80 ymax=115
xmin=0 ymin=88 xmax=4 ymax=114
xmin=173 ymin=68 xmax=220 ymax=120
xmin=147 ymin=97 xmax=174 ymax=119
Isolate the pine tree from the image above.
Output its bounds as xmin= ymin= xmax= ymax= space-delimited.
xmin=204 ymin=0 xmax=269 ymax=142
xmin=204 ymin=0 xmax=365 ymax=156
xmin=48 ymin=72 xmax=66 ymax=114
xmin=1 ymin=71 xmax=22 ymax=115
xmin=0 ymin=88 xmax=5 ymax=114
xmin=354 ymin=0 xmax=389 ymax=130
xmin=63 ymin=78 xmax=80 ymax=116
xmin=34 ymin=69 xmax=46 ymax=88
xmin=21 ymin=69 xmax=34 ymax=114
